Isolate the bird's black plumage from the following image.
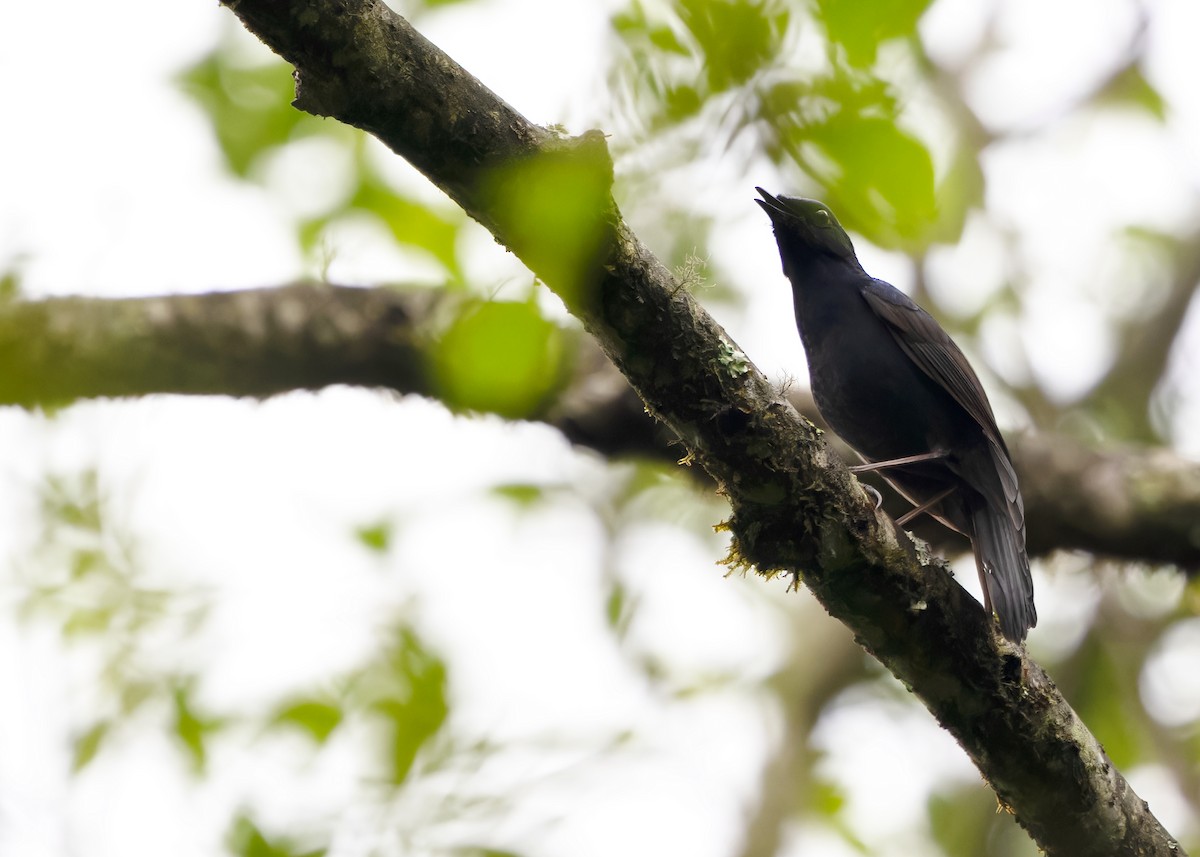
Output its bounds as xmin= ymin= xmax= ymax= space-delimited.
xmin=755 ymin=188 xmax=1036 ymax=642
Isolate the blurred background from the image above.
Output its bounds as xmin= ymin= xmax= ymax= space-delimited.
xmin=1 ymin=0 xmax=1199 ymax=854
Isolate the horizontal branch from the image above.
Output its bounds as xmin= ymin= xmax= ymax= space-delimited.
xmin=1016 ymin=431 xmax=1200 ymax=568
xmin=551 ymin=352 xmax=1200 ymax=570
xmin=5 ymin=285 xmax=1198 ymax=574
xmin=0 ymin=285 xmax=435 ymax=403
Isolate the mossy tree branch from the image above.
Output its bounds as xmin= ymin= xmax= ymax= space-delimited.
xmin=210 ymin=2 xmax=1185 ymax=852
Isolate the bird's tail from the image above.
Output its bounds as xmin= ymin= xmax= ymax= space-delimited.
xmin=970 ymin=503 xmax=1037 ymax=642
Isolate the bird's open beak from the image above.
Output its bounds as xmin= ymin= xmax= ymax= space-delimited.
xmin=754 ymin=187 xmax=787 ymax=220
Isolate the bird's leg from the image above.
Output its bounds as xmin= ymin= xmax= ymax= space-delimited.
xmin=894 ymin=486 xmax=955 ymax=527
xmin=849 ymin=449 xmax=948 ymax=474
xmin=972 ymin=548 xmax=996 ymax=622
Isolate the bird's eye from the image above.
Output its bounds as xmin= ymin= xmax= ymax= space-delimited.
xmin=813 ymin=209 xmax=832 ymax=227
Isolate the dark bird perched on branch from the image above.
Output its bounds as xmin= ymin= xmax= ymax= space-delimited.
xmin=755 ymin=189 xmax=1036 ymax=642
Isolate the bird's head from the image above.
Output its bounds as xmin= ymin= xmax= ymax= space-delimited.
xmin=754 ymin=188 xmax=859 ymax=267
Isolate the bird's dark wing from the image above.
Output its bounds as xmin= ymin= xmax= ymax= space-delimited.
xmin=860 ymin=280 xmax=999 ymax=440
xmin=860 ymin=280 xmax=1023 ymax=521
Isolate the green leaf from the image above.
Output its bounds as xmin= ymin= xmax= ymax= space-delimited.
xmin=928 ymin=139 xmax=984 ymax=244
xmin=228 ymin=816 xmax=277 ymax=857
xmin=604 ymin=578 xmax=634 ymax=636
xmin=1096 ymin=62 xmax=1167 ymax=120
xmin=227 ymin=813 xmax=327 ymax=857
xmin=482 ymin=145 xmax=613 ymax=310
xmin=674 ymin=0 xmax=789 ymax=92
xmin=72 ymin=720 xmax=111 ymax=772
xmin=371 ymin=628 xmax=450 ymax=784
xmin=613 ymin=3 xmax=692 ymax=57
xmin=178 ymin=51 xmax=310 ymax=176
xmin=648 ymin=24 xmax=691 ymax=56
xmin=664 ymin=84 xmax=704 ymax=123
xmin=349 ymin=174 xmax=463 ymax=276
xmin=119 ymin=679 xmax=158 ymax=716
xmin=806 ymin=777 xmax=869 ymax=851
xmin=811 ymin=777 xmax=845 ymax=817
xmin=271 ymin=699 xmax=344 ymax=744
xmin=43 ymin=471 xmax=105 ymax=531
xmin=805 ymin=114 xmax=938 ymax=247
xmin=63 ymin=605 xmax=114 ymax=637
xmin=813 ymin=0 xmax=933 ymax=68
xmin=491 ymin=483 xmax=548 ymax=507
xmin=172 ymin=682 xmax=224 ymax=774
xmin=433 ymin=300 xmax=568 ymax=419
xmin=355 ymin=521 xmax=393 ymax=553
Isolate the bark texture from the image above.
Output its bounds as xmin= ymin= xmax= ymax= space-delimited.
xmin=0 ymin=285 xmax=434 ymax=404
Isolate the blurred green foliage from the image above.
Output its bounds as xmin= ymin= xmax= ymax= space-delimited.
xmin=272 ymin=698 xmax=344 ymax=744
xmin=0 ymin=265 xmax=22 ymax=302
xmin=372 ymin=627 xmax=451 ymax=784
xmin=802 ymin=114 xmax=937 ymax=243
xmin=344 ymin=170 xmax=462 ymax=276
xmin=490 ymin=482 xmax=550 ymax=508
xmin=1068 ymin=636 xmax=1147 ymax=769
xmin=227 ymin=812 xmax=327 ymax=857
xmin=267 ymin=626 xmax=449 ymax=784
xmin=72 ymin=720 xmax=111 ymax=773
xmin=669 ymin=0 xmax=790 ymax=93
xmin=928 ymin=787 xmax=1013 ymax=857
xmin=814 ymin=0 xmax=932 ymax=68
xmin=179 ymin=34 xmax=465 ymax=278
xmin=173 ymin=679 xmax=227 ymax=774
xmin=16 ymin=0 xmax=1196 ymax=855
xmin=434 ymin=298 xmax=571 ymax=419
xmin=611 ymin=0 xmax=789 ymax=129
xmin=179 ymin=55 xmax=314 ymax=178
xmin=610 ymin=0 xmax=961 ymax=248
xmin=483 ymin=145 xmax=616 ymax=309
xmin=1096 ymin=61 xmax=1168 ymax=119
xmin=356 ymin=520 xmax=395 ymax=553
xmin=19 ymin=471 xmax=213 ymax=773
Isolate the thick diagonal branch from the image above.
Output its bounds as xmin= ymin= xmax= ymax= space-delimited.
xmin=63 ymin=1 xmax=1172 ymax=851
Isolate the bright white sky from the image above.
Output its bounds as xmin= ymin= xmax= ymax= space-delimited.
xmin=1 ymin=0 xmax=1199 ymax=855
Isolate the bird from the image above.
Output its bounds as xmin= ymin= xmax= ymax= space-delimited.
xmin=754 ymin=188 xmax=1036 ymax=642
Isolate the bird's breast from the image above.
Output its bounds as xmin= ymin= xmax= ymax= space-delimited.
xmin=796 ymin=291 xmax=971 ymax=462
